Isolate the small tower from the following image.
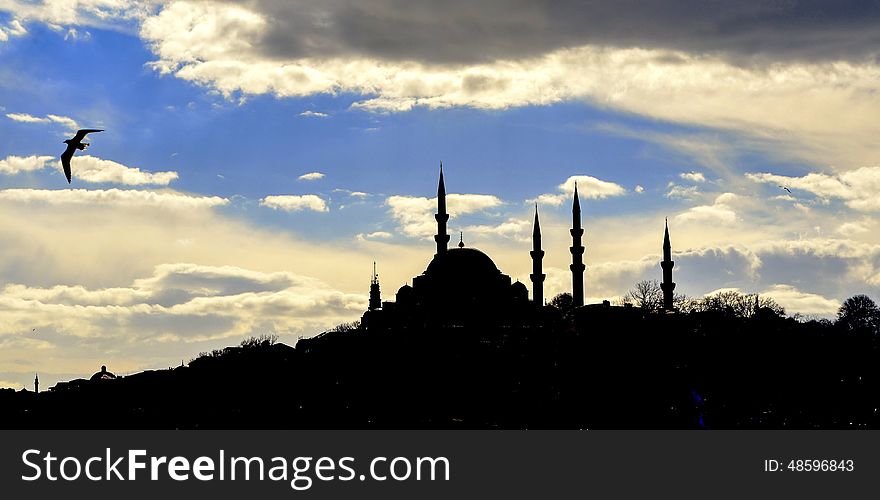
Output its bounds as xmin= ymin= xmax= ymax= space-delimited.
xmin=434 ymin=163 xmax=450 ymax=255
xmin=570 ymin=183 xmax=586 ymax=307
xmin=530 ymin=205 xmax=545 ymax=305
xmin=660 ymin=218 xmax=676 ymax=310
xmin=34 ymin=373 xmax=39 ymax=394
xmin=369 ymin=262 xmax=381 ymax=311
xmin=458 ymin=231 xmax=464 ymax=248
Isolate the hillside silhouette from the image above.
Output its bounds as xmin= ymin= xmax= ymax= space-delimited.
xmin=3 ymin=168 xmax=877 ymax=429
xmin=2 ymin=295 xmax=878 ymax=429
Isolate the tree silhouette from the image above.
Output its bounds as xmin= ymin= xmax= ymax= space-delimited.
xmin=837 ymin=294 xmax=880 ymax=334
xmin=692 ymin=291 xmax=784 ymax=317
xmin=549 ymin=292 xmax=575 ymax=320
xmin=627 ymin=279 xmax=663 ymax=311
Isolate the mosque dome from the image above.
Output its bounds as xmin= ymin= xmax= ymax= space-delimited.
xmin=424 ymin=247 xmax=501 ymax=280
xmin=89 ymin=365 xmax=117 ymax=381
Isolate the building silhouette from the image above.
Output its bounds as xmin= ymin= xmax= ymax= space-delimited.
xmin=363 ymin=167 xmax=678 ymax=327
xmin=34 ymin=373 xmax=38 ymax=394
xmin=660 ymin=218 xmax=676 ymax=310
xmin=570 ymin=184 xmax=585 ymax=307
xmin=530 ymin=205 xmax=545 ymax=306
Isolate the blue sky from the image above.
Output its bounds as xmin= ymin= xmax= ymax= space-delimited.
xmin=1 ymin=0 xmax=880 ymax=389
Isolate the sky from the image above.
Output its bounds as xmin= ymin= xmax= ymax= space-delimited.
xmin=2 ymin=0 xmax=880 ymax=389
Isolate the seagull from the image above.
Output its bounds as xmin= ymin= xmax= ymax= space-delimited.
xmin=778 ymin=185 xmax=792 ymax=195
xmin=60 ymin=129 xmax=103 ymax=183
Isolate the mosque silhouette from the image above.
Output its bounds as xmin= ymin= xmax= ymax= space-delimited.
xmin=361 ymin=166 xmax=676 ymax=329
xmin=5 ymin=166 xmax=879 ymax=430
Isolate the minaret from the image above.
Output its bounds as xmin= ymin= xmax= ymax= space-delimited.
xmin=570 ymin=183 xmax=585 ymax=307
xmin=34 ymin=373 xmax=39 ymax=394
xmin=369 ymin=262 xmax=381 ymax=310
xmin=530 ymin=205 xmax=545 ymax=305
xmin=434 ymin=163 xmax=450 ymax=255
xmin=660 ymin=218 xmax=676 ymax=310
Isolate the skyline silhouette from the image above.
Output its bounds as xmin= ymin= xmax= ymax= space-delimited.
xmin=1 ymin=1 xmax=880 ymax=403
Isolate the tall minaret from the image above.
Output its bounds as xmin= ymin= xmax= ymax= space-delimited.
xmin=660 ymin=218 xmax=676 ymax=310
xmin=369 ymin=262 xmax=381 ymax=310
xmin=570 ymin=183 xmax=585 ymax=307
xmin=34 ymin=373 xmax=39 ymax=394
xmin=530 ymin=205 xmax=545 ymax=305
xmin=434 ymin=163 xmax=450 ymax=255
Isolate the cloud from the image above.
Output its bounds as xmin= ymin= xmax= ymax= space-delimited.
xmin=748 ymin=168 xmax=880 ymax=212
xmin=665 ymin=183 xmax=700 ymax=200
xmin=0 ymin=188 xmax=228 ymax=209
xmin=134 ymin=2 xmax=880 ymax=166
xmin=0 ymin=262 xmax=367 ymax=365
xmin=64 ymin=155 xmax=178 ymax=185
xmin=0 ymin=155 xmax=54 ymax=174
xmin=386 ymin=193 xmax=503 ymax=238
xmin=0 ymin=18 xmax=26 ymax=42
xmin=6 ymin=112 xmax=79 ymax=130
xmin=261 ymin=194 xmax=329 ymax=212
xmin=532 ymin=175 xmax=626 ymax=206
xmin=634 ymin=185 xmax=644 ymax=194
xmin=299 ymin=111 xmax=328 ymax=118
xmin=356 ymin=231 xmax=393 ymax=242
xmin=297 ymin=171 xmax=325 ymax=181
xmin=675 ymin=193 xmax=738 ymax=224
xmin=759 ymin=284 xmax=840 ymax=316
xmin=139 ymin=1 xmax=880 ymax=65
xmin=679 ymin=171 xmax=706 ymax=183
xmin=464 ymin=217 xmax=532 ymax=242
xmin=0 ymin=154 xmax=178 ymax=185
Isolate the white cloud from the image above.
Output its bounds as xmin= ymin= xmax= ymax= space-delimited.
xmin=531 ymin=175 xmax=626 ymax=206
xmin=675 ymin=193 xmax=738 ymax=224
xmin=297 ymin=172 xmax=325 ymax=181
xmin=63 ymin=155 xmax=178 ymax=185
xmin=136 ymin=1 xmax=880 ymax=167
xmin=464 ymin=217 xmax=532 ymax=242
xmin=634 ymin=185 xmax=644 ymax=194
xmin=0 ymin=188 xmax=228 ymax=209
xmin=386 ymin=193 xmax=503 ymax=238
xmin=0 ymin=154 xmax=178 ymax=185
xmin=680 ymin=171 xmax=706 ymax=183
xmin=6 ymin=112 xmax=79 ymax=130
xmin=0 ymin=155 xmax=54 ymax=174
xmin=748 ymin=167 xmax=880 ymax=212
xmin=760 ymin=285 xmax=840 ymax=316
xmin=261 ymin=194 xmax=329 ymax=212
xmin=299 ymin=111 xmax=328 ymax=118
xmin=665 ymin=183 xmax=700 ymax=200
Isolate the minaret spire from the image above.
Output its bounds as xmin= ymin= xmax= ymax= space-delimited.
xmin=369 ymin=261 xmax=381 ymax=310
xmin=434 ymin=162 xmax=450 ymax=255
xmin=34 ymin=373 xmax=39 ymax=394
xmin=660 ymin=218 xmax=676 ymax=310
xmin=530 ymin=204 xmax=545 ymax=306
xmin=570 ymin=182 xmax=585 ymax=307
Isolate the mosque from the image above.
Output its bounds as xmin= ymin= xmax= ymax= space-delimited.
xmin=362 ymin=167 xmax=676 ymax=328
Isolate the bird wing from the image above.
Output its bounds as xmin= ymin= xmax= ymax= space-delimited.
xmin=72 ymin=129 xmax=104 ymax=142
xmin=60 ymin=146 xmax=74 ymax=183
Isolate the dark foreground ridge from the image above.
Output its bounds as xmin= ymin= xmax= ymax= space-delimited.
xmin=2 ymin=305 xmax=879 ymax=429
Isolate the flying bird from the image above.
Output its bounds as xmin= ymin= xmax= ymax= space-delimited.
xmin=778 ymin=185 xmax=793 ymax=195
xmin=60 ymin=129 xmax=103 ymax=183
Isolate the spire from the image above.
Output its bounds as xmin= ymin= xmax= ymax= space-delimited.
xmin=660 ymin=218 xmax=676 ymax=311
xmin=434 ymin=162 xmax=450 ymax=254
xmin=369 ymin=262 xmax=381 ymax=310
xmin=34 ymin=373 xmax=39 ymax=394
xmin=458 ymin=231 xmax=464 ymax=248
xmin=530 ymin=204 xmax=545 ymax=305
xmin=570 ymin=182 xmax=585 ymax=307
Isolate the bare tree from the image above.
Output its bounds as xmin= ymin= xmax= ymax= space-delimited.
xmin=627 ymin=279 xmax=663 ymax=312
